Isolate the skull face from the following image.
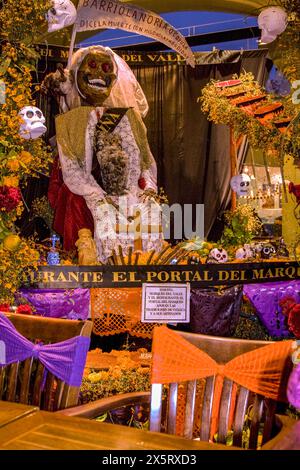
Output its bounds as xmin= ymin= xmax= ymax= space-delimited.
xmin=18 ymin=106 xmax=47 ymax=140
xmin=207 ymin=248 xmax=228 ymax=263
xmin=230 ymin=174 xmax=251 ymax=197
xmin=46 ymin=0 xmax=77 ymax=33
xmin=258 ymin=7 xmax=287 ymax=44
xmin=261 ymin=244 xmax=276 ymax=259
xmin=76 ymin=51 xmax=117 ymax=106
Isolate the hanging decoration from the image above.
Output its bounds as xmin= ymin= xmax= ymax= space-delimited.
xmin=46 ymin=0 xmax=78 ymax=32
xmin=18 ymin=106 xmax=47 ymax=140
xmin=68 ymin=0 xmax=195 ymax=68
xmin=258 ymin=6 xmax=288 ymax=44
xmin=230 ymin=174 xmax=251 ymax=197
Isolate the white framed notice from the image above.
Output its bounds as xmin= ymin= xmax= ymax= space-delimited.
xmin=141 ymin=283 xmax=190 ymax=323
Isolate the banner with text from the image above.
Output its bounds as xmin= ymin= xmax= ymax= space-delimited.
xmin=76 ymin=0 xmax=195 ymax=67
xmin=30 ymin=261 xmax=300 ymax=289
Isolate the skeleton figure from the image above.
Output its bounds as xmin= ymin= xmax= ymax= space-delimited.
xmin=207 ymin=248 xmax=228 ymax=264
xmin=230 ymin=174 xmax=251 ymax=197
xmin=44 ymin=46 xmax=162 ymax=262
xmin=46 ymin=0 xmax=77 ymax=33
xmin=18 ymin=106 xmax=47 ymax=140
xmin=258 ymin=7 xmax=287 ymax=44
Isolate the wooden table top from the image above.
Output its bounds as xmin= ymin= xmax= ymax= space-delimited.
xmin=0 ymin=409 xmax=235 ymax=450
xmin=0 ymin=401 xmax=39 ymax=429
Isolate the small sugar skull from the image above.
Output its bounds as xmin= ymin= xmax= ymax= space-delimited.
xmin=261 ymin=243 xmax=276 ymax=260
xmin=207 ymin=248 xmax=228 ymax=264
xmin=18 ymin=106 xmax=47 ymax=140
xmin=46 ymin=0 xmax=77 ymax=33
xmin=235 ymin=244 xmax=255 ymax=260
xmin=230 ymin=174 xmax=251 ymax=197
xmin=258 ymin=7 xmax=287 ymax=44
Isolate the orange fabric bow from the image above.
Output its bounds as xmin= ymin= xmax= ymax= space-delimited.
xmin=151 ymin=327 xmax=293 ymax=440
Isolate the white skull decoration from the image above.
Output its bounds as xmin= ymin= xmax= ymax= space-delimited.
xmin=18 ymin=106 xmax=47 ymax=140
xmin=230 ymin=174 xmax=251 ymax=197
xmin=258 ymin=7 xmax=287 ymax=44
xmin=235 ymin=244 xmax=255 ymax=260
xmin=46 ymin=0 xmax=77 ymax=33
xmin=207 ymin=248 xmax=228 ymax=264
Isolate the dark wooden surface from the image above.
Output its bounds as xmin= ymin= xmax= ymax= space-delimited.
xmin=260 ymin=416 xmax=300 ymax=450
xmin=0 ymin=408 xmax=236 ymax=450
xmin=0 ymin=314 xmax=92 ymax=411
xmin=0 ymin=401 xmax=38 ymax=428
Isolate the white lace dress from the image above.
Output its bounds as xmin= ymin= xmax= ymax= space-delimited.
xmin=58 ymin=107 xmax=162 ymax=262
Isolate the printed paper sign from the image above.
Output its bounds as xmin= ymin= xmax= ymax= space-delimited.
xmin=76 ymin=0 xmax=195 ymax=67
xmin=141 ymin=283 xmax=190 ymax=323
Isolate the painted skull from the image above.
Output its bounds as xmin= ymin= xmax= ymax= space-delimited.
xmin=207 ymin=248 xmax=228 ymax=263
xmin=18 ymin=106 xmax=47 ymax=140
xmin=76 ymin=51 xmax=117 ymax=106
xmin=235 ymin=244 xmax=255 ymax=260
xmin=230 ymin=174 xmax=251 ymax=197
xmin=46 ymin=0 xmax=77 ymax=33
xmin=261 ymin=243 xmax=276 ymax=259
xmin=258 ymin=7 xmax=287 ymax=44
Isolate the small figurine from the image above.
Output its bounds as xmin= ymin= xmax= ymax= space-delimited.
xmin=75 ymin=228 xmax=98 ymax=265
xmin=235 ymin=244 xmax=255 ymax=260
xmin=276 ymin=238 xmax=289 ymax=258
xmin=47 ymin=234 xmax=60 ymax=265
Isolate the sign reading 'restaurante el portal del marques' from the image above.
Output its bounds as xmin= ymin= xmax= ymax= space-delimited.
xmin=30 ymin=261 xmax=300 ymax=289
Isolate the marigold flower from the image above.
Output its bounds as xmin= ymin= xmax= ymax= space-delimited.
xmin=7 ymin=158 xmax=20 ymax=171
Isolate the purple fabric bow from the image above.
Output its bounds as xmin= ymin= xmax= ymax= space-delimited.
xmin=243 ymin=281 xmax=300 ymax=338
xmin=0 ymin=313 xmax=90 ymax=387
xmin=287 ymin=363 xmax=300 ymax=409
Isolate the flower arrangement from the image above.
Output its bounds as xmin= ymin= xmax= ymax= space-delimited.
xmin=221 ymin=204 xmax=262 ymax=249
xmin=0 ymin=1 xmax=52 ymax=301
xmin=200 ymin=72 xmax=299 ymax=161
xmin=0 ymin=238 xmax=40 ymax=304
xmin=80 ymin=363 xmax=150 ymax=404
xmin=0 ymin=303 xmax=33 ymax=315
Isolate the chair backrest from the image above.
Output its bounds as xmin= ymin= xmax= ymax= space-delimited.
xmin=149 ymin=329 xmax=292 ymax=449
xmin=0 ymin=313 xmax=92 ymax=411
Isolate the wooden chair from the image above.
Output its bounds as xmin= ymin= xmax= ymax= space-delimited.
xmin=0 ymin=313 xmax=92 ymax=411
xmin=59 ymin=330 xmax=296 ymax=449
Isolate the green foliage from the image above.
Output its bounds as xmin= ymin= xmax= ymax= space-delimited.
xmin=221 ymin=204 xmax=262 ymax=248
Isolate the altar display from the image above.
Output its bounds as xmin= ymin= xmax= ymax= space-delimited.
xmin=44 ymin=45 xmax=163 ymax=262
xmin=1 ymin=0 xmax=300 ymax=449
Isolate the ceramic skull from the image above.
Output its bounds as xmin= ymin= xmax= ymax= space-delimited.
xmin=207 ymin=248 xmax=228 ymax=264
xmin=18 ymin=106 xmax=47 ymax=140
xmin=258 ymin=7 xmax=287 ymax=44
xmin=230 ymin=174 xmax=251 ymax=197
xmin=261 ymin=243 xmax=276 ymax=260
xmin=235 ymin=244 xmax=255 ymax=260
xmin=47 ymin=0 xmax=77 ymax=33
